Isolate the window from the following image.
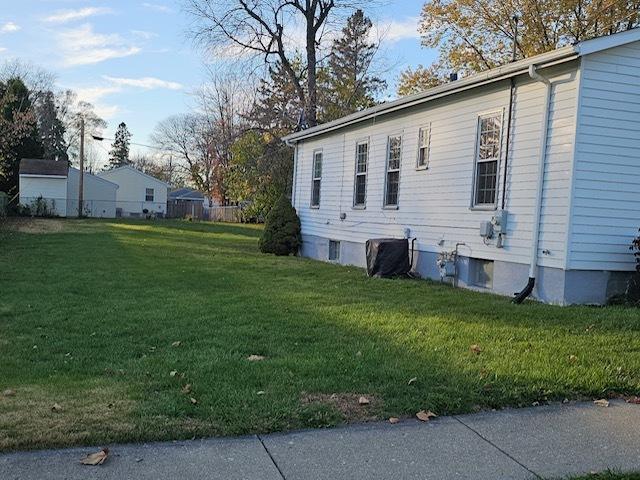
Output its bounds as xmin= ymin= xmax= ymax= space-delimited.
xmin=145 ymin=188 xmax=154 ymax=202
xmin=328 ymin=240 xmax=341 ymax=261
xmin=472 ymin=259 xmax=494 ymax=288
xmin=384 ymin=135 xmax=402 ymax=207
xmin=473 ymin=112 xmax=502 ymax=207
xmin=311 ymin=150 xmax=322 ymax=207
xmin=417 ymin=125 xmax=431 ymax=169
xmin=353 ymin=141 xmax=368 ymax=207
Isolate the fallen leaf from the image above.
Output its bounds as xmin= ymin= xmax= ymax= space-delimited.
xmin=568 ymin=355 xmax=578 ymax=363
xmin=181 ymin=384 xmax=192 ymax=394
xmin=408 ymin=377 xmax=417 ymax=385
xmin=51 ymin=403 xmax=62 ymax=412
xmin=80 ymin=448 xmax=109 ymax=466
xmin=416 ymin=410 xmax=437 ymax=422
xmin=171 ymin=341 xmax=181 ymax=347
xmin=190 ymin=397 xmax=198 ymax=405
xmin=470 ymin=344 xmax=482 ymax=354
xmin=388 ymin=417 xmax=400 ymax=424
xmin=169 ymin=370 xmax=178 ymax=377
xmin=355 ymin=351 xmax=362 ymax=357
xmin=358 ymin=396 xmax=370 ymax=405
xmin=257 ymin=390 xmax=265 ymax=395
xmin=2 ymin=389 xmax=16 ymax=397
xmin=626 ymin=397 xmax=640 ymax=404
xmin=594 ymin=399 xmax=610 ymax=407
xmin=247 ymin=355 xmax=266 ymax=361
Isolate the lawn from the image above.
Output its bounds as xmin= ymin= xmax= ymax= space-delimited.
xmin=1 ymin=218 xmax=639 ymax=451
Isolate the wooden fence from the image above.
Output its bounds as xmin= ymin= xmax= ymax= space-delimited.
xmin=205 ymin=206 xmax=244 ymax=223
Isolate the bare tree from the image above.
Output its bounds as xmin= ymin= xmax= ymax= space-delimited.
xmin=151 ymin=114 xmax=220 ymax=202
xmin=184 ymin=0 xmax=368 ymax=127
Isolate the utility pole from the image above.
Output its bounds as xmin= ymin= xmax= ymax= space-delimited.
xmin=78 ymin=116 xmax=85 ymax=217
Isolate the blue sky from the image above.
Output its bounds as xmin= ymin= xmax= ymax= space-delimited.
xmin=0 ymin=1 xmax=437 ymax=159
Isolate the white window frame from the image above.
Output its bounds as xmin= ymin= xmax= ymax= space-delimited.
xmin=145 ymin=188 xmax=154 ymax=202
xmin=310 ymin=149 xmax=323 ymax=208
xmin=471 ymin=110 xmax=504 ymax=210
xmin=383 ymin=134 xmax=402 ymax=209
xmin=416 ymin=124 xmax=431 ymax=170
xmin=353 ymin=139 xmax=369 ymax=208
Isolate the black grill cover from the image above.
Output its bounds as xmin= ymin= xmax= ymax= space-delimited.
xmin=365 ymin=238 xmax=411 ymax=278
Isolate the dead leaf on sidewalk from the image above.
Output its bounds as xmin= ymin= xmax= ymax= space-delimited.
xmin=2 ymin=389 xmax=16 ymax=397
xmin=416 ymin=410 xmax=437 ymax=422
xmin=470 ymin=344 xmax=482 ymax=355
xmin=80 ymin=448 xmax=109 ymax=466
xmin=51 ymin=403 xmax=62 ymax=412
xmin=247 ymin=355 xmax=266 ymax=361
xmin=358 ymin=396 xmax=370 ymax=405
xmin=389 ymin=417 xmax=400 ymax=424
xmin=626 ymin=397 xmax=640 ymax=404
xmin=593 ymin=399 xmax=610 ymax=407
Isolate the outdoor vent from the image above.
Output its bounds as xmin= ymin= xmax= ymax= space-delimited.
xmin=329 ymin=240 xmax=341 ymax=261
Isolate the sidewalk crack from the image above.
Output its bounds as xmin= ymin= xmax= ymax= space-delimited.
xmin=256 ymin=434 xmax=286 ymax=480
xmin=454 ymin=417 xmax=543 ymax=479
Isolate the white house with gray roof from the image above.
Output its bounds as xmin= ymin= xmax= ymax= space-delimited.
xmin=284 ymin=28 xmax=640 ymax=305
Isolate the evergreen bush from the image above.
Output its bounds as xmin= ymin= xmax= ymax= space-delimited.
xmin=259 ymin=194 xmax=301 ymax=256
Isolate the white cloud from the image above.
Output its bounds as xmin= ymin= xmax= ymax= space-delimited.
xmin=0 ymin=47 xmax=7 ymax=53
xmin=0 ymin=22 xmax=20 ymax=34
xmin=131 ymin=29 xmax=158 ymax=40
xmin=57 ymin=24 xmax=141 ymax=66
xmin=43 ymin=7 xmax=113 ymax=24
xmin=375 ymin=17 xmax=420 ymax=44
xmin=103 ymin=76 xmax=183 ymax=90
xmin=142 ymin=2 xmax=172 ymax=13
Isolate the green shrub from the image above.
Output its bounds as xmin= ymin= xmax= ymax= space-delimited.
xmin=259 ymin=194 xmax=301 ymax=256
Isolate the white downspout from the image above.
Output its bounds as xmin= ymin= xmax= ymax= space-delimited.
xmin=289 ymin=140 xmax=298 ymax=209
xmin=514 ymin=64 xmax=552 ymax=303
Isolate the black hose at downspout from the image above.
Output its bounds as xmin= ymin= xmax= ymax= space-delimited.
xmin=501 ymin=77 xmax=516 ymax=210
xmin=513 ymin=277 xmax=535 ymax=304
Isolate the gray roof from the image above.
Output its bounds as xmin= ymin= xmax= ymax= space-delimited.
xmin=169 ymin=188 xmax=205 ymax=201
xmin=283 ymin=28 xmax=640 ymax=143
xmin=19 ymin=158 xmax=69 ymax=176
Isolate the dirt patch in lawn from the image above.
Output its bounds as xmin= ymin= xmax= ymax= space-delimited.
xmin=301 ymin=392 xmax=382 ymax=423
xmin=1 ymin=218 xmax=65 ymax=234
xmin=0 ymin=384 xmax=136 ymax=451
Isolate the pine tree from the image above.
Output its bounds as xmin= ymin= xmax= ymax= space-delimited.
xmin=107 ymin=122 xmax=131 ymax=169
xmin=321 ymin=9 xmax=386 ymax=122
xmin=37 ymin=91 xmax=68 ymax=162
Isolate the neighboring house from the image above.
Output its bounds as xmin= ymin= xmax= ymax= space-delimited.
xmin=284 ymin=28 xmax=640 ymax=305
xmin=97 ymin=165 xmax=169 ymax=217
xmin=167 ymin=188 xmax=205 ymax=218
xmin=19 ymin=158 xmax=118 ymax=218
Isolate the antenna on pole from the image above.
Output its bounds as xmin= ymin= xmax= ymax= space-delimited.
xmin=511 ymin=14 xmax=520 ymax=62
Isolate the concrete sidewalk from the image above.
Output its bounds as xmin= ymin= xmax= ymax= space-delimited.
xmin=1 ymin=400 xmax=639 ymax=480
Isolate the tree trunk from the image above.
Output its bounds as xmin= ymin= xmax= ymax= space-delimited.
xmin=305 ymin=18 xmax=318 ymax=127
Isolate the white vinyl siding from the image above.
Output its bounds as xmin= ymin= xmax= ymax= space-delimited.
xmin=568 ymin=40 xmax=640 ymax=271
xmin=293 ymin=62 xmax=579 ymax=270
xmin=353 ymin=141 xmax=368 ymax=207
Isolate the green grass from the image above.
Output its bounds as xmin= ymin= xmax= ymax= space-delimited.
xmin=1 ymin=218 xmax=639 ymax=451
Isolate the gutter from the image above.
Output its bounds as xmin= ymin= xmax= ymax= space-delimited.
xmin=513 ymin=64 xmax=553 ymax=304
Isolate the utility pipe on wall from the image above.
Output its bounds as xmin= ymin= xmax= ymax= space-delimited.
xmin=513 ymin=64 xmax=553 ymax=304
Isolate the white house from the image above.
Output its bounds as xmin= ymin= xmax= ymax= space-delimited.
xmin=97 ymin=165 xmax=169 ymax=217
xmin=19 ymin=158 xmax=118 ymax=218
xmin=284 ymin=29 xmax=640 ymax=305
